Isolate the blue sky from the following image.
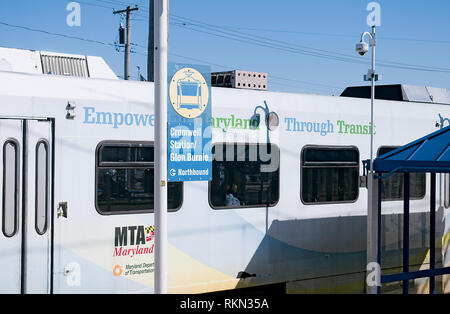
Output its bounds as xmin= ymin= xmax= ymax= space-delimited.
xmin=0 ymin=0 xmax=449 ymax=95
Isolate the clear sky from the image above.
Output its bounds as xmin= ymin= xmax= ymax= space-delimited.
xmin=0 ymin=0 xmax=449 ymax=96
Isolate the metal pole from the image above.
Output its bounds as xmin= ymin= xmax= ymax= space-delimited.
xmin=403 ymin=172 xmax=410 ymax=294
xmin=377 ymin=173 xmax=382 ymax=294
xmin=430 ymin=173 xmax=436 ymax=294
xmin=370 ymin=25 xmax=376 ymax=172
xmin=366 ymin=172 xmax=380 ymax=294
xmin=367 ymin=27 xmax=376 ymax=205
xmin=147 ymin=0 xmax=155 ymax=82
xmin=366 ymin=25 xmax=377 ymax=294
xmin=154 ymin=0 xmax=169 ymax=294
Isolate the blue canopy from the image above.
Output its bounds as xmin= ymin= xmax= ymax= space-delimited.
xmin=370 ymin=125 xmax=450 ymax=295
xmin=373 ymin=125 xmax=450 ymax=174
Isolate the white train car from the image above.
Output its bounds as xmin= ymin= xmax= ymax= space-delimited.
xmin=0 ymin=69 xmax=449 ymax=294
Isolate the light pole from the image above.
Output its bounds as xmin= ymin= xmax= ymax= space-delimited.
xmin=154 ymin=0 xmax=169 ymax=294
xmin=356 ymin=25 xmax=377 ymax=173
xmin=356 ymin=25 xmax=379 ymax=294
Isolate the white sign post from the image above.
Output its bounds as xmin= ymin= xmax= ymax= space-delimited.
xmin=154 ymin=0 xmax=169 ymax=294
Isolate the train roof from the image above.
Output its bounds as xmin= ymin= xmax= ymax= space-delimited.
xmin=341 ymin=84 xmax=450 ymax=105
xmin=0 ymin=46 xmax=449 ymax=106
xmin=0 ymin=46 xmax=118 ymax=80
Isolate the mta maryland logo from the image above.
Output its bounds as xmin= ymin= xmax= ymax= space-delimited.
xmin=113 ymin=225 xmax=155 ymax=259
xmin=169 ymin=67 xmax=209 ymax=119
xmin=114 ymin=225 xmax=155 ymax=247
xmin=145 ymin=225 xmax=155 ymax=242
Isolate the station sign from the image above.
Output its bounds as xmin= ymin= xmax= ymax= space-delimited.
xmin=167 ymin=63 xmax=212 ymax=182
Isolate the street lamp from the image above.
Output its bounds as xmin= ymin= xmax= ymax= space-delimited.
xmin=357 ymin=25 xmax=379 ymax=294
xmin=250 ymin=100 xmax=279 ymax=145
xmin=356 ymin=25 xmax=377 ymax=172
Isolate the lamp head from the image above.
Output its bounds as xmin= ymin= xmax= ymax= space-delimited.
xmin=266 ymin=112 xmax=280 ymax=131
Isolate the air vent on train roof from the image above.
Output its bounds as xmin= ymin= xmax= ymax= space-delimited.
xmin=40 ymin=54 xmax=89 ymax=78
xmin=211 ymin=70 xmax=268 ymax=91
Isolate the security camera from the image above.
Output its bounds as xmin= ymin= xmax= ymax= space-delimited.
xmin=356 ymin=42 xmax=369 ymax=56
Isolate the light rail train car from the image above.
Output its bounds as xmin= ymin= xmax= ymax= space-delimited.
xmin=0 ymin=69 xmax=449 ymax=294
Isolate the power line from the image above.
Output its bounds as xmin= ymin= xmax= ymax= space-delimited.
xmin=0 ymin=21 xmax=116 ymax=47
xmin=93 ymin=0 xmax=143 ymax=9
xmin=196 ymin=25 xmax=450 ymax=46
xmin=76 ymin=0 xmax=115 ymax=10
xmin=129 ymin=49 xmax=342 ymax=93
xmin=87 ymin=0 xmax=348 ymax=69
xmin=0 ymin=19 xmax=340 ymax=93
xmin=79 ymin=0 xmax=147 ymax=12
xmin=130 ymin=43 xmax=343 ymax=89
xmin=175 ymin=24 xmax=450 ymax=73
xmin=93 ymin=0 xmax=449 ymax=50
xmin=154 ymin=51 xmax=343 ymax=91
xmin=168 ymin=15 xmax=450 ymax=73
xmin=135 ymin=10 xmax=450 ymax=73
xmin=170 ymin=21 xmax=367 ymax=66
xmin=2 ymin=11 xmax=448 ymax=92
xmin=137 ymin=50 xmax=343 ymax=94
xmin=80 ymin=1 xmax=450 ymax=73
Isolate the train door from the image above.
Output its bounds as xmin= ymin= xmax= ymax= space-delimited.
xmin=0 ymin=118 xmax=53 ymax=294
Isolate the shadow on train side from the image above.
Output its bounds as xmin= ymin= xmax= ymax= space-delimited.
xmin=217 ymin=210 xmax=444 ymax=294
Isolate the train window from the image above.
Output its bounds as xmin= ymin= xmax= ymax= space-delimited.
xmin=95 ymin=142 xmax=182 ymax=215
xmin=377 ymin=146 xmax=426 ymax=201
xmin=209 ymin=143 xmax=280 ymax=209
xmin=2 ymin=140 xmax=19 ymax=237
xmin=98 ymin=143 xmax=154 ymax=165
xmin=35 ymin=140 xmax=49 ymax=235
xmin=301 ymin=146 xmax=359 ymax=204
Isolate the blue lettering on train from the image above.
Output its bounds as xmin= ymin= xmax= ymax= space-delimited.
xmin=284 ymin=117 xmax=334 ymax=136
xmin=83 ymin=107 xmax=155 ymax=129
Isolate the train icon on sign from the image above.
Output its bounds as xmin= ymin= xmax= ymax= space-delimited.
xmin=177 ymin=70 xmax=202 ymax=110
xmin=169 ymin=67 xmax=209 ymax=119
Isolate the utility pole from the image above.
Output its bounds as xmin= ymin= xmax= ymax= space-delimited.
xmin=114 ymin=6 xmax=139 ymax=80
xmin=147 ymin=0 xmax=155 ymax=82
xmin=154 ymin=0 xmax=169 ymax=294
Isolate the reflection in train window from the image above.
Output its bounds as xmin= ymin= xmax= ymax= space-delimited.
xmin=377 ymin=146 xmax=426 ymax=201
xmin=99 ymin=143 xmax=154 ymax=165
xmin=96 ymin=142 xmax=182 ymax=215
xmin=301 ymin=146 xmax=359 ymax=204
xmin=35 ymin=140 xmax=49 ymax=235
xmin=209 ymin=143 xmax=280 ymax=209
xmin=445 ymin=174 xmax=450 ymax=208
